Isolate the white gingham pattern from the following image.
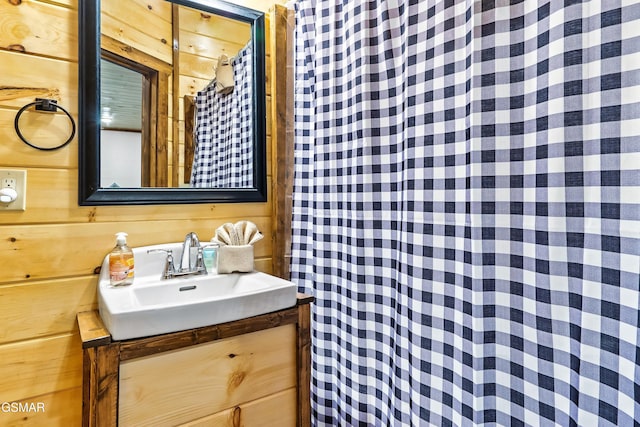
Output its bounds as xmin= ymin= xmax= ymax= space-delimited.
xmin=290 ymin=1 xmax=640 ymax=425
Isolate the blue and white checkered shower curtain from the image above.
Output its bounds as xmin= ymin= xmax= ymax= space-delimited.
xmin=190 ymin=41 xmax=253 ymax=188
xmin=290 ymin=1 xmax=640 ymax=425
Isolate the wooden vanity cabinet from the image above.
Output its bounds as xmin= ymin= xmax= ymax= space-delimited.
xmin=77 ymin=295 xmax=312 ymax=426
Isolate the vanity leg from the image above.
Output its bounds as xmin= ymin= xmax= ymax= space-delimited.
xmin=297 ymin=303 xmax=311 ymax=427
xmin=82 ymin=347 xmax=97 ymax=426
xmin=82 ymin=343 xmax=120 ymax=427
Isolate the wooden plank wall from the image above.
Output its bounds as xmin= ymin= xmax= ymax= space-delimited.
xmin=0 ymin=0 xmax=286 ymax=425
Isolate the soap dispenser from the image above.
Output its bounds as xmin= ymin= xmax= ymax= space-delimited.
xmin=109 ymin=232 xmax=134 ymax=286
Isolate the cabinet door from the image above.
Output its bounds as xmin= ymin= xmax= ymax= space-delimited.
xmin=119 ymin=324 xmax=296 ymax=426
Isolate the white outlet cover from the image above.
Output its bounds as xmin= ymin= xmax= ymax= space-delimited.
xmin=0 ymin=169 xmax=27 ymax=211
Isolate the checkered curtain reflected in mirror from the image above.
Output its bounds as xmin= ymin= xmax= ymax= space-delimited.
xmin=191 ymin=41 xmax=253 ymax=188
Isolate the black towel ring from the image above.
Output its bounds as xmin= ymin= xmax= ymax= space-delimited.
xmin=14 ymin=98 xmax=76 ymax=151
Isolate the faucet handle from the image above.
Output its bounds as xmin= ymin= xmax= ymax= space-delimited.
xmin=147 ymin=249 xmax=176 ymax=279
xmin=194 ymin=246 xmax=207 ymax=274
xmin=147 ymin=248 xmax=173 ymax=258
xmin=164 ymin=251 xmax=176 ymax=278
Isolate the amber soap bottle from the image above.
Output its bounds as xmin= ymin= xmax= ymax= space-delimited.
xmin=109 ymin=232 xmax=134 ymax=286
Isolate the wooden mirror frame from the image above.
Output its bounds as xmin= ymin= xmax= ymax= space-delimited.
xmin=78 ymin=0 xmax=267 ymax=205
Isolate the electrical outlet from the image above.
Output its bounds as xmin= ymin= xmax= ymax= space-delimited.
xmin=0 ymin=169 xmax=27 ymax=211
xmin=2 ymin=177 xmax=16 ymax=188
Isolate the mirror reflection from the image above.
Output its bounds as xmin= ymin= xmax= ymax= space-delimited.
xmin=100 ymin=0 xmax=254 ymax=189
xmin=78 ymin=0 xmax=267 ymax=205
xmin=186 ymin=23 xmax=254 ymax=189
xmin=100 ymin=59 xmax=143 ymax=188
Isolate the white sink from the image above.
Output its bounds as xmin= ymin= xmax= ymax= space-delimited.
xmin=97 ymin=242 xmax=297 ymax=340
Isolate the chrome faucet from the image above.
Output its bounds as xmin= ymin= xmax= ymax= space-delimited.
xmin=180 ymin=232 xmax=200 ymax=272
xmin=147 ymin=232 xmax=207 ymax=280
xmin=177 ymin=232 xmax=207 ymax=276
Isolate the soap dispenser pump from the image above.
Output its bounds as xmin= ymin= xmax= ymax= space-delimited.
xmin=109 ymin=232 xmax=134 ymax=286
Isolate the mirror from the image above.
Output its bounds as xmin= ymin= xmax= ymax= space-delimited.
xmin=79 ymin=0 xmax=267 ymax=205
